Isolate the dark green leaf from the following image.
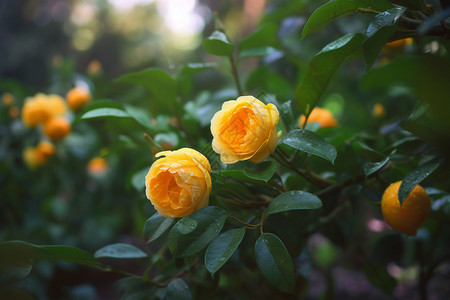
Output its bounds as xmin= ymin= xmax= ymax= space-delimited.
xmin=301 ymin=0 xmax=393 ymax=39
xmin=166 ymin=278 xmax=192 ymax=300
xmin=205 ymin=228 xmax=245 ymax=276
xmin=0 ymin=240 xmax=100 ymax=268
xmin=94 ymin=243 xmax=147 ymax=259
xmin=398 ymin=157 xmax=443 ymax=205
xmin=0 ymin=288 xmax=34 ymax=300
xmin=203 ymin=31 xmax=234 ymax=57
xmin=267 ymin=191 xmax=322 ymax=215
xmin=363 ymin=8 xmax=406 ymax=69
xmin=295 ymin=33 xmax=364 ymax=117
xmin=417 ymin=9 xmax=450 ymax=36
xmin=242 ymin=161 xmax=277 ymax=183
xmin=239 ymin=23 xmax=279 ymax=50
xmin=254 ymin=233 xmax=295 ymax=294
xmin=363 ymin=261 xmax=396 ymax=294
xmin=364 ymin=156 xmax=390 ymax=177
xmin=281 ymin=129 xmax=337 ymax=164
xmin=144 ymin=213 xmax=175 ymax=243
xmin=116 ymin=68 xmax=177 ymax=114
xmin=168 ymin=207 xmax=228 ymax=258
xmin=80 ymin=108 xmax=130 ymax=120
xmin=239 ymin=47 xmax=279 ymax=59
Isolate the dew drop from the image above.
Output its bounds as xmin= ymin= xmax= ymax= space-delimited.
xmin=178 ymin=217 xmax=197 ymax=234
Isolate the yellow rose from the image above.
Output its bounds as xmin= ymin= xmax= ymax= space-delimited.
xmin=145 ymin=148 xmax=212 ymax=218
xmin=210 ymin=95 xmax=279 ymax=164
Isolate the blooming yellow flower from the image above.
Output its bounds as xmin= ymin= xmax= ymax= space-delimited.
xmin=298 ymin=107 xmax=338 ymax=129
xmin=145 ymin=148 xmax=212 ymax=218
xmin=211 ymin=95 xmax=279 ymax=164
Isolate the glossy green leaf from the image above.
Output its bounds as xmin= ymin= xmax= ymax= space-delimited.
xmin=267 ymin=191 xmax=322 ymax=215
xmin=239 ymin=23 xmax=279 ymax=50
xmin=166 ymin=278 xmax=192 ymax=300
xmin=180 ymin=62 xmax=216 ymax=75
xmin=301 ymin=0 xmax=393 ymax=39
xmin=363 ymin=8 xmax=406 ymax=69
xmin=398 ymin=157 xmax=443 ymax=205
xmin=168 ymin=207 xmax=228 ymax=258
xmin=203 ymin=31 xmax=234 ymax=57
xmin=295 ymin=33 xmax=364 ymax=117
xmin=242 ymin=161 xmax=277 ymax=183
xmin=254 ymin=233 xmax=295 ymax=294
xmin=80 ymin=108 xmax=130 ymax=120
xmin=239 ymin=47 xmax=279 ymax=59
xmin=281 ymin=129 xmax=337 ymax=164
xmin=364 ymin=156 xmax=390 ymax=177
xmin=116 ymin=68 xmax=177 ymax=114
xmin=123 ymin=104 xmax=152 ymax=129
xmin=205 ymin=228 xmax=245 ymax=276
xmin=144 ymin=213 xmax=175 ymax=243
xmin=363 ymin=261 xmax=396 ymax=294
xmin=0 ymin=240 xmax=101 ymax=268
xmin=94 ymin=243 xmax=147 ymax=259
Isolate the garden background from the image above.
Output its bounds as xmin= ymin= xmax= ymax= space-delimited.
xmin=1 ymin=0 xmax=450 ymax=299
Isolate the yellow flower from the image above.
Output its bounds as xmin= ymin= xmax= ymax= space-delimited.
xmin=21 ymin=93 xmax=67 ymax=127
xmin=298 ymin=107 xmax=338 ymax=129
xmin=66 ymin=87 xmax=92 ymax=112
xmin=210 ymin=95 xmax=279 ymax=164
xmin=145 ymin=148 xmax=212 ymax=218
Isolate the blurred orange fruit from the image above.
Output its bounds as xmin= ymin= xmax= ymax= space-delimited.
xmin=36 ymin=141 xmax=55 ymax=163
xmin=66 ymin=87 xmax=91 ymax=112
xmin=373 ymin=103 xmax=386 ymax=118
xmin=87 ymin=157 xmax=108 ymax=175
xmin=381 ymin=181 xmax=431 ymax=236
xmin=298 ymin=107 xmax=338 ymax=129
xmin=21 ymin=93 xmax=67 ymax=127
xmin=44 ymin=117 xmax=71 ymax=141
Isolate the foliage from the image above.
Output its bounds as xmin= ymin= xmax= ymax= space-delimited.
xmin=1 ymin=0 xmax=450 ymax=299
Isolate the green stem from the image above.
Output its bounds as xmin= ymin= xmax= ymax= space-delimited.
xmin=229 ymin=55 xmax=243 ymax=96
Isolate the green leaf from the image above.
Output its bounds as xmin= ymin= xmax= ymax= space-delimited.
xmin=242 ymin=161 xmax=277 ymax=183
xmin=239 ymin=47 xmax=279 ymax=59
xmin=364 ymin=156 xmax=390 ymax=177
xmin=168 ymin=207 xmax=229 ymax=258
xmin=144 ymin=213 xmax=175 ymax=243
xmin=204 ymin=228 xmax=245 ymax=276
xmin=123 ymin=104 xmax=152 ymax=129
xmin=295 ymin=33 xmax=364 ymax=117
xmin=116 ymin=68 xmax=177 ymax=114
xmin=363 ymin=8 xmax=406 ymax=69
xmin=267 ymin=191 xmax=322 ymax=215
xmin=0 ymin=240 xmax=101 ymax=268
xmin=180 ymin=62 xmax=216 ymax=75
xmin=363 ymin=261 xmax=396 ymax=294
xmin=131 ymin=167 xmax=148 ymax=192
xmin=94 ymin=243 xmax=147 ymax=259
xmin=239 ymin=23 xmax=279 ymax=50
xmin=398 ymin=157 xmax=443 ymax=205
xmin=301 ymin=0 xmax=393 ymax=39
xmin=166 ymin=278 xmax=192 ymax=300
xmin=254 ymin=233 xmax=295 ymax=294
xmin=281 ymin=129 xmax=337 ymax=164
xmin=203 ymin=31 xmax=234 ymax=57
xmin=80 ymin=108 xmax=130 ymax=120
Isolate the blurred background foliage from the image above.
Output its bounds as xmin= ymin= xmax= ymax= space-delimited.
xmin=1 ymin=0 xmax=450 ymax=299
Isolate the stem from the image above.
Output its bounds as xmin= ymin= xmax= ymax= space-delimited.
xmin=174 ymin=114 xmax=195 ymax=147
xmin=229 ymin=55 xmax=243 ymax=96
xmin=144 ymin=133 xmax=163 ymax=152
xmin=229 ymin=215 xmax=260 ymax=229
